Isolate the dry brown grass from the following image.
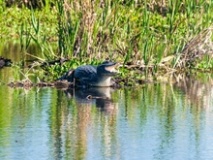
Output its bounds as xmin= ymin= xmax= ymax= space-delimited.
xmin=68 ymin=0 xmax=97 ymax=55
xmin=176 ymin=26 xmax=213 ymax=68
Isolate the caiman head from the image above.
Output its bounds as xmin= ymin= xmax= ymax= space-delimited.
xmin=94 ymin=61 xmax=119 ymax=87
xmin=97 ymin=61 xmax=118 ymax=77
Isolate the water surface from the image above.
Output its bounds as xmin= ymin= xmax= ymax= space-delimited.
xmin=0 ymin=73 xmax=213 ymax=160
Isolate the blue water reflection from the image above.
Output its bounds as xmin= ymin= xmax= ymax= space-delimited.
xmin=0 ymin=76 xmax=213 ymax=160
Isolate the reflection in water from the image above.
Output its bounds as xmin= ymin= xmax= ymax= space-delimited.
xmin=51 ymin=87 xmax=118 ymax=159
xmin=0 ymin=41 xmax=42 ymax=62
xmin=174 ymin=74 xmax=213 ymax=109
xmin=0 ymin=42 xmax=58 ymax=82
xmin=0 ymin=73 xmax=213 ymax=159
xmin=64 ymin=87 xmax=118 ymax=114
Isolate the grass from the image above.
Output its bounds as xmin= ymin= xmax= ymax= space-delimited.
xmin=0 ymin=0 xmax=213 ymax=82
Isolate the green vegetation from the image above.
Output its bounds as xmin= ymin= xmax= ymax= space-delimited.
xmin=0 ymin=0 xmax=213 ymax=82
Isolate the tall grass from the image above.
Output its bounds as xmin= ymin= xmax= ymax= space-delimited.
xmin=19 ymin=8 xmax=47 ymax=55
xmin=2 ymin=0 xmax=213 ymax=74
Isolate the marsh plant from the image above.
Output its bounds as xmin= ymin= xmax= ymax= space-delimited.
xmin=54 ymin=0 xmax=213 ymax=65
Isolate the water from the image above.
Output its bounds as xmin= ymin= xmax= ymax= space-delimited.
xmin=0 ymin=43 xmax=213 ymax=159
xmin=0 ymin=75 xmax=213 ymax=160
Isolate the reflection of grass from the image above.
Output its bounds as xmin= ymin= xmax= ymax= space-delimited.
xmin=121 ymin=78 xmax=211 ymax=141
xmin=1 ymin=72 xmax=211 ymax=159
xmin=1 ymin=0 xmax=213 ymax=81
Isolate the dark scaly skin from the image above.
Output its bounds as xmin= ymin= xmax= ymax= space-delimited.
xmin=59 ymin=61 xmax=117 ymax=87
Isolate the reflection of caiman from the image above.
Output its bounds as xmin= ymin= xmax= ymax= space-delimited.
xmin=65 ymin=87 xmax=117 ymax=114
xmin=59 ymin=61 xmax=118 ymax=87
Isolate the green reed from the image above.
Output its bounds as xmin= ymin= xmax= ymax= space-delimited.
xmin=56 ymin=0 xmax=66 ymax=56
xmin=1 ymin=0 xmax=213 ymax=78
xmin=20 ymin=23 xmax=31 ymax=50
xmin=19 ymin=8 xmax=43 ymax=51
